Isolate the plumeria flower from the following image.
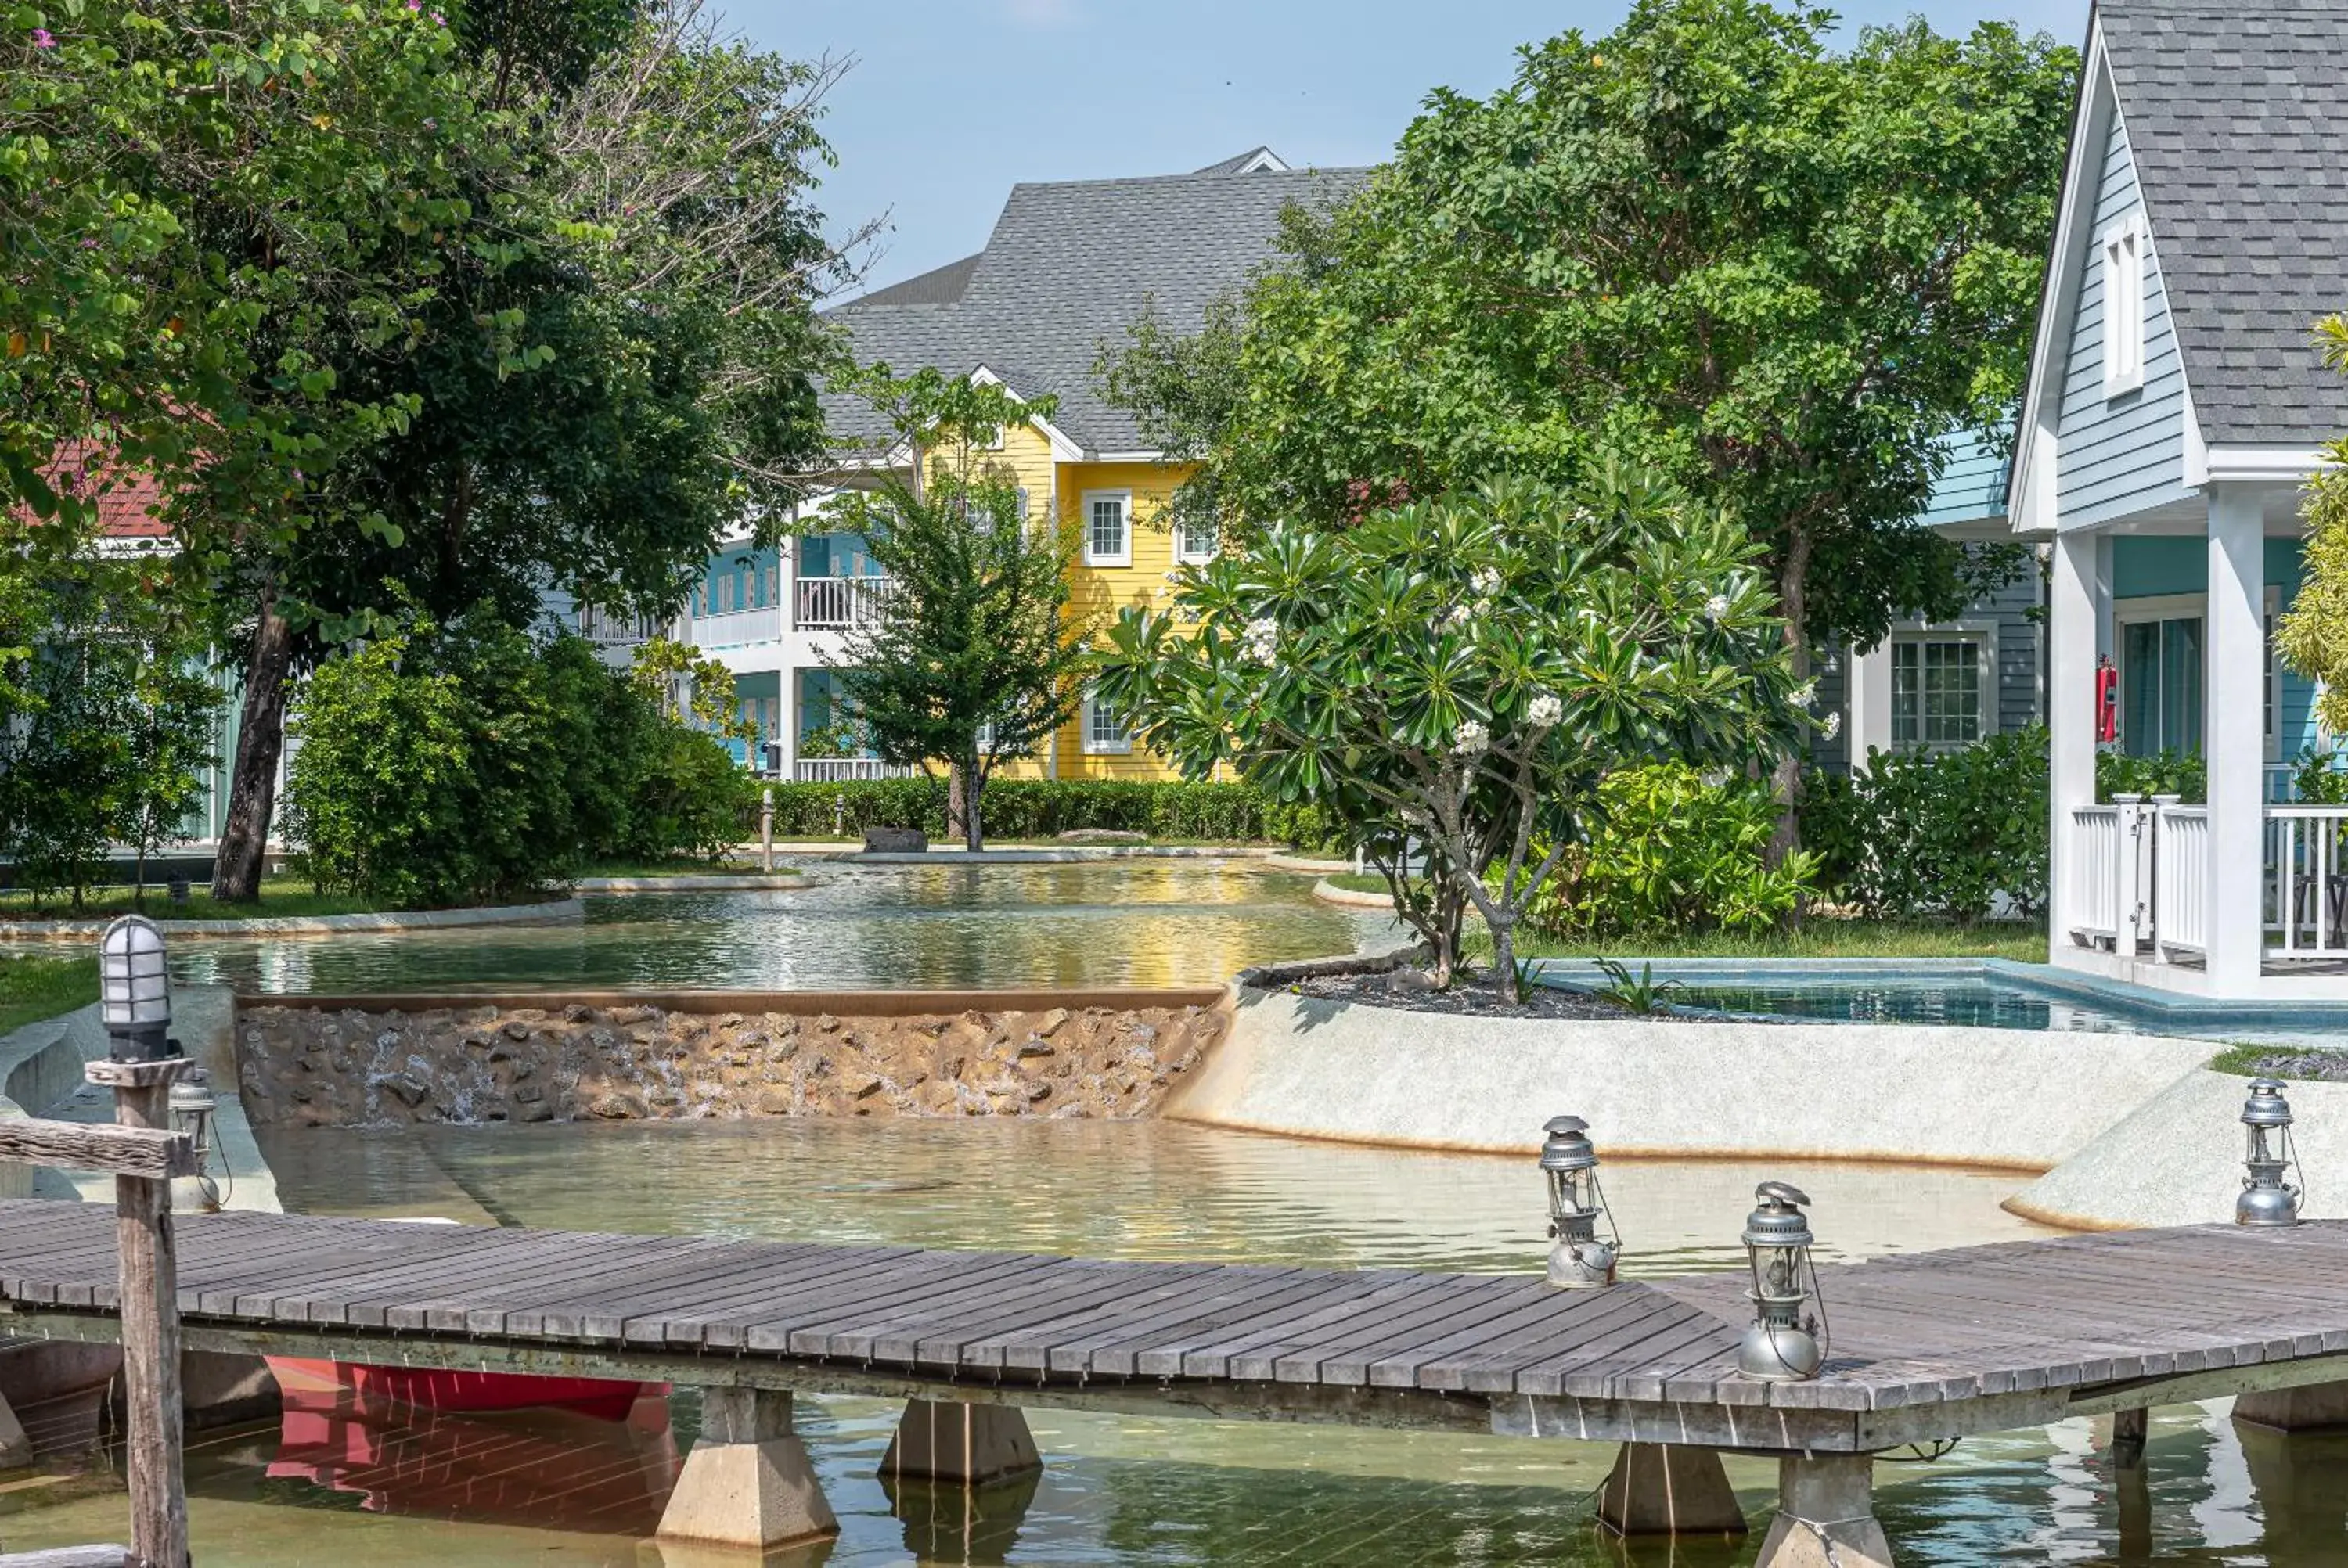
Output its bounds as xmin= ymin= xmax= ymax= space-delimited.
xmin=1469 ymin=566 xmax=1503 ymax=598
xmin=1526 ymin=691 xmax=1563 ymax=728
xmin=1240 ymin=617 xmax=1278 ymax=664
xmin=1822 ymin=710 xmax=1843 ymax=739
xmin=1438 ymin=604 xmax=1471 ymax=633
xmin=1792 ymin=680 xmax=1818 ymax=711
xmin=1704 ymin=593 xmax=1730 ymax=622
xmin=1453 ymin=720 xmax=1489 ymax=755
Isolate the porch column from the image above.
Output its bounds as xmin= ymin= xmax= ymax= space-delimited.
xmin=2206 ymin=486 xmax=2267 ymax=991
xmin=778 ymin=664 xmax=800 ymax=783
xmin=1844 ymin=639 xmax=1893 ymax=768
xmin=2048 ymin=528 xmax=2101 ymax=954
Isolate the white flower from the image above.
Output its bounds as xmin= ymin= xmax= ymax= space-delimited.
xmin=1793 ymin=680 xmax=1818 ymax=711
xmin=1822 ymin=710 xmax=1842 ymax=739
xmin=1704 ymin=593 xmax=1731 ymax=622
xmin=1453 ymin=720 xmax=1489 ymax=755
xmin=1526 ymin=691 xmax=1563 ymax=728
xmin=1470 ymin=566 xmax=1503 ymax=598
xmin=1240 ymin=617 xmax=1279 ymax=664
xmin=1439 ymin=603 xmax=1472 ymax=633
xmin=1700 ymin=767 xmax=1730 ymax=788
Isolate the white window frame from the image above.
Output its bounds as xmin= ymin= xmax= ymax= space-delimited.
xmin=1887 ymin=621 xmax=1997 ymax=751
xmin=1175 ymin=510 xmax=1218 ymax=565
xmin=1082 ymin=489 xmax=1132 ymax=568
xmin=2101 ymin=214 xmax=2147 ymax=400
xmin=1082 ymin=690 xmax=1133 ymax=755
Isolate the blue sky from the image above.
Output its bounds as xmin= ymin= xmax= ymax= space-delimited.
xmin=722 ymin=0 xmax=2092 ymax=297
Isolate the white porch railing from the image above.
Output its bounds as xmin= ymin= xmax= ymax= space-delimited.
xmin=2069 ymin=805 xmax=2123 ymax=945
xmin=2270 ymin=804 xmax=2348 ymax=958
xmin=2153 ymin=804 xmax=2209 ymax=958
xmin=689 ymin=606 xmax=783 ymax=647
xmin=794 ymin=757 xmax=917 ymax=783
xmin=796 ymin=576 xmax=894 ymax=630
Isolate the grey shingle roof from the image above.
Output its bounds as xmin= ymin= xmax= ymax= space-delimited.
xmin=851 ymin=253 xmax=981 ymax=309
xmin=823 ymin=161 xmax=1365 ymax=457
xmin=2101 ymin=0 xmax=2348 ymax=446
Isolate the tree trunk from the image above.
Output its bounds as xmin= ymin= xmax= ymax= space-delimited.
xmin=1765 ymin=530 xmax=1815 ymax=872
xmin=1490 ymin=918 xmax=1518 ymax=1004
xmin=963 ymin=768 xmax=984 ymax=853
xmin=946 ymin=763 xmax=969 ymax=846
xmin=212 ymin=594 xmax=295 ymax=904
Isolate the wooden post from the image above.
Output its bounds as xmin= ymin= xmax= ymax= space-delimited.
xmin=2 ymin=1061 xmax=203 ymax=1568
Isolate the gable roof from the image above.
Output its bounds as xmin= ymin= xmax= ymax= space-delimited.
xmin=824 ymin=154 xmax=1365 ymax=459
xmin=2099 ymin=0 xmax=2348 ymax=448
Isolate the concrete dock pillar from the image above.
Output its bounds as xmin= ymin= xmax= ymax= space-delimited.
xmin=1755 ymin=1454 xmax=1894 ymax=1568
xmin=657 ymin=1387 xmax=837 ymax=1550
xmin=1594 ymin=1442 xmax=1746 ymax=1535
xmin=880 ymin=1398 xmax=1041 ymax=1486
xmin=0 ymin=1388 xmax=29 ymax=1469
xmin=2235 ymin=1380 xmax=2348 ymax=1431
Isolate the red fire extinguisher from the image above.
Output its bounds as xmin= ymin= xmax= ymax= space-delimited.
xmin=2094 ymin=654 xmax=2119 ymax=745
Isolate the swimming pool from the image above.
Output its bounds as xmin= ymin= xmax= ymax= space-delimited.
xmin=1536 ymin=958 xmax=2348 ymax=1045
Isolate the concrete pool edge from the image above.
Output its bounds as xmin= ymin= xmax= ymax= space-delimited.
xmin=0 ymin=897 xmax=585 ymax=944
xmin=1165 ymin=987 xmax=2215 ymax=1181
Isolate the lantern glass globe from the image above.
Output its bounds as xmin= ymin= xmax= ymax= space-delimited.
xmin=99 ymin=915 xmax=172 ymax=1029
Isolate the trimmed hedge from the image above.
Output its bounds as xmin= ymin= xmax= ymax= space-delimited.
xmin=764 ymin=779 xmax=1340 ymax=850
xmin=1801 ymin=725 xmax=2048 ymax=922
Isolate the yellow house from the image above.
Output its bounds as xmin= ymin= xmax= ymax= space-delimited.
xmin=699 ymin=146 xmax=1362 ymax=784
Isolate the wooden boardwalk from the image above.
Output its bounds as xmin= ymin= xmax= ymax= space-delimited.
xmin=3 ymin=1199 xmax=2348 ymax=1454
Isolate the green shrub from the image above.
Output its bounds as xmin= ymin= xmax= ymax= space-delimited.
xmin=2097 ymin=748 xmax=2204 ymax=804
xmin=759 ymin=779 xmax=1341 ymax=850
xmin=1522 ymin=764 xmax=1815 ymax=938
xmin=1802 ymin=725 xmax=2048 ymax=922
xmin=286 ymin=611 xmax=757 ymax=905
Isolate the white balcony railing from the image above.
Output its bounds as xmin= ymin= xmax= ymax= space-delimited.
xmin=2270 ymin=804 xmax=2348 ymax=958
xmin=2069 ymin=805 xmax=2122 ymax=946
xmin=578 ymin=606 xmax=668 ymax=646
xmin=797 ymin=575 xmax=894 ymax=630
xmin=690 ymin=606 xmax=783 ymax=647
xmin=794 ymin=757 xmax=918 ymax=783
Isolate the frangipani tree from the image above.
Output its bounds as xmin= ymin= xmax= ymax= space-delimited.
xmin=1093 ymin=466 xmax=1815 ymax=993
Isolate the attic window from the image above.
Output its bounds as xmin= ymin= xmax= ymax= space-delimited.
xmin=2101 ymin=218 xmax=2146 ymax=399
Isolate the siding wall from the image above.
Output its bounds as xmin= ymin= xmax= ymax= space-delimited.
xmin=2054 ymin=103 xmax=2194 ymax=527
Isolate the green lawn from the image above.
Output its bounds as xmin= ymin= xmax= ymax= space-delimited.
xmin=0 ymin=876 xmax=564 ymax=922
xmin=0 ymin=955 xmax=97 ymax=1035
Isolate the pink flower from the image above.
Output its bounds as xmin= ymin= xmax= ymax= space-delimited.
xmin=404 ymin=1 xmax=420 ymax=9
xmin=30 ymin=27 xmax=56 ymax=45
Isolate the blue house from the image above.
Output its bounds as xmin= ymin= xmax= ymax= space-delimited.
xmin=2021 ymin=0 xmax=2348 ymax=998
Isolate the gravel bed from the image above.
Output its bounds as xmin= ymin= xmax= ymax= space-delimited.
xmin=1280 ymin=969 xmax=1742 ymax=1022
xmin=2228 ymin=1049 xmax=2348 ymax=1083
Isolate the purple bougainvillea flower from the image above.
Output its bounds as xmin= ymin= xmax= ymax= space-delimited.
xmin=31 ymin=27 xmax=56 ymax=45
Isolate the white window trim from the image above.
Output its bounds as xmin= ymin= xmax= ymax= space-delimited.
xmin=1888 ymin=620 xmax=1997 ymax=752
xmin=1082 ymin=692 xmax=1133 ymax=755
xmin=1175 ymin=512 xmax=1218 ymax=565
xmin=2100 ymin=214 xmax=2147 ymax=401
xmin=1082 ymin=489 xmax=1132 ymax=568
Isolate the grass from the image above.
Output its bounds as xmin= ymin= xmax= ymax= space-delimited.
xmin=0 ymin=954 xmax=97 ymax=1035
xmin=1500 ymin=921 xmax=2047 ymax=963
xmin=0 ymin=875 xmax=567 ymax=922
xmin=2208 ymin=1042 xmax=2348 ymax=1079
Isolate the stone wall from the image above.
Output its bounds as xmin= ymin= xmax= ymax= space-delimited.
xmin=237 ymin=1000 xmax=1226 ymax=1127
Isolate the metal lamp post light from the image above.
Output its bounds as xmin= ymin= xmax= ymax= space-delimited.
xmin=1539 ymin=1115 xmax=1618 ymax=1289
xmin=168 ymin=1069 xmax=221 ymax=1211
xmin=1736 ymin=1181 xmax=1826 ymax=1382
xmin=94 ymin=913 xmax=195 ymax=1568
xmin=2236 ymin=1076 xmax=2303 ymax=1228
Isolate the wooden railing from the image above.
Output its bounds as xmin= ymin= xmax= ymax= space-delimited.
xmin=2152 ymin=804 xmax=2209 ymax=958
xmin=2069 ymin=804 xmax=2122 ymax=946
xmin=2269 ymin=804 xmax=2348 ymax=958
xmin=794 ymin=757 xmax=917 ymax=783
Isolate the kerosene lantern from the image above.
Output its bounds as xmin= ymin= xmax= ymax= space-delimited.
xmin=1539 ymin=1115 xmax=1618 ymax=1289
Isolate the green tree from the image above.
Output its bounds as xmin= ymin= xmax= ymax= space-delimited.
xmin=2278 ymin=317 xmax=2348 ymax=736
xmin=1094 ymin=465 xmax=1810 ymax=993
xmin=631 ymin=635 xmax=758 ymax=743
xmin=826 ymin=368 xmax=1094 ymax=851
xmin=1103 ymin=0 xmax=2075 ymax=852
xmin=208 ymin=0 xmax=859 ymax=899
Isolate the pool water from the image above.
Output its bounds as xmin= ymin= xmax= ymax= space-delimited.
xmin=2 ymin=1119 xmax=2332 ymax=1566
xmin=1662 ymin=976 xmax=2165 ymax=1034
xmin=162 ymin=858 xmax=1396 ymax=995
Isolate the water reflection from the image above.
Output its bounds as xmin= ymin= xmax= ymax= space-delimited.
xmin=162 ymin=861 xmax=1393 ymax=995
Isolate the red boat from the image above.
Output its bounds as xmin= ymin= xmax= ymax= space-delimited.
xmin=267 ymin=1357 xmax=665 ymax=1423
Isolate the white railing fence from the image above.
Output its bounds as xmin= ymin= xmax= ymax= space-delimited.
xmin=2153 ymin=804 xmax=2209 ymax=958
xmin=2070 ymin=805 xmax=2122 ymax=946
xmin=2270 ymin=804 xmax=2348 ymax=958
xmin=688 ymin=606 xmax=783 ymax=648
xmin=794 ymin=757 xmax=918 ymax=783
xmin=796 ymin=576 xmax=895 ymax=630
